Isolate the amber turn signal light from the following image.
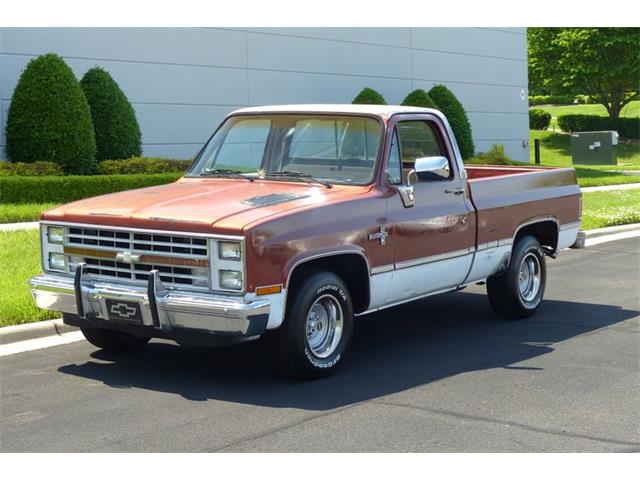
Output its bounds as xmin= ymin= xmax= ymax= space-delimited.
xmin=256 ymin=285 xmax=283 ymax=296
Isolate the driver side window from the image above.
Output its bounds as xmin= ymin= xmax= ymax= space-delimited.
xmin=396 ymin=121 xmax=449 ymax=183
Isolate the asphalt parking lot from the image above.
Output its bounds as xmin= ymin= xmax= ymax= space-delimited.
xmin=1 ymin=237 xmax=639 ymax=452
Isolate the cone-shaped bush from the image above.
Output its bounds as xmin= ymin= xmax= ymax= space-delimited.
xmin=80 ymin=66 xmax=142 ymax=161
xmin=5 ymin=53 xmax=96 ymax=173
xmin=352 ymin=87 xmax=387 ymax=105
xmin=428 ymin=85 xmax=475 ymax=160
xmin=401 ymin=89 xmax=439 ymax=109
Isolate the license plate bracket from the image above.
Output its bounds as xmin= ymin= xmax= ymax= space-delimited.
xmin=105 ymin=299 xmax=143 ymax=324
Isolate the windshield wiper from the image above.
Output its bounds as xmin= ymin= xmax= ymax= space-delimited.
xmin=199 ymin=168 xmax=254 ymax=181
xmin=262 ymin=171 xmax=333 ymax=189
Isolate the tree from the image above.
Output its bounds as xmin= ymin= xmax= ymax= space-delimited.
xmin=5 ymin=53 xmax=96 ymax=173
xmin=528 ymin=28 xmax=640 ymax=118
xmin=428 ymin=85 xmax=475 ymax=160
xmin=401 ymin=89 xmax=439 ymax=109
xmin=80 ymin=66 xmax=142 ymax=161
xmin=352 ymin=87 xmax=387 ymax=105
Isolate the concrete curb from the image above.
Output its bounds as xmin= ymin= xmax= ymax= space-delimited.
xmin=0 ymin=318 xmax=78 ymax=345
xmin=571 ymin=223 xmax=640 ymax=249
xmin=582 ymin=222 xmax=640 ymax=238
xmin=1 ymin=223 xmax=638 ymax=346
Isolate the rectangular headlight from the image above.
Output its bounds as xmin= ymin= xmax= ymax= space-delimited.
xmin=48 ymin=253 xmax=66 ymax=271
xmin=47 ymin=226 xmax=64 ymax=244
xmin=219 ymin=241 xmax=241 ymax=261
xmin=219 ymin=270 xmax=243 ymax=290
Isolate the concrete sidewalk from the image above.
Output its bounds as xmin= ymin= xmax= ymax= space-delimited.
xmin=1 ymin=183 xmax=639 ymax=231
xmin=581 ymin=182 xmax=640 ymax=193
xmin=0 ymin=221 xmax=38 ymax=231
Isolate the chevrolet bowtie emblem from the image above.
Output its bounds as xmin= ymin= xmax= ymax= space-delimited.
xmin=368 ymin=225 xmax=389 ymax=246
xmin=115 ymin=251 xmax=141 ymax=263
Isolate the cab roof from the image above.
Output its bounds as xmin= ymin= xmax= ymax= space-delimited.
xmin=230 ymin=104 xmax=440 ymax=118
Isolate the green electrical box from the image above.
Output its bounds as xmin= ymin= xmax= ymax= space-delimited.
xmin=570 ymin=131 xmax=619 ymax=165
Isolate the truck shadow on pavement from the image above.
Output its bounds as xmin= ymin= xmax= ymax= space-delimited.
xmin=58 ymin=290 xmax=638 ymax=411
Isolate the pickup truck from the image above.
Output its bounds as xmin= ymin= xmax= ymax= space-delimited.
xmin=30 ymin=105 xmax=582 ymax=379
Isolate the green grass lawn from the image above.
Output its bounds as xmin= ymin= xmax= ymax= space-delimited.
xmin=0 ymin=203 xmax=58 ymax=223
xmin=534 ymin=100 xmax=639 ymax=128
xmin=529 ymin=130 xmax=640 ymax=187
xmin=0 ymin=187 xmax=638 ymax=327
xmin=0 ymin=230 xmax=61 ymax=327
xmin=581 ymin=189 xmax=640 ymax=230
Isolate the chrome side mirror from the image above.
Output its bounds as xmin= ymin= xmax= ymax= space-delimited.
xmin=398 ymin=156 xmax=450 ymax=208
xmin=413 ymin=156 xmax=450 ymax=181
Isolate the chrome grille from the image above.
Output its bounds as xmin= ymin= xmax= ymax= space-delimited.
xmin=63 ymin=226 xmax=210 ymax=289
xmin=67 ymin=227 xmax=208 ymax=258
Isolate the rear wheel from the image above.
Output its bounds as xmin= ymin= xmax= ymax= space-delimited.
xmin=80 ymin=326 xmax=150 ymax=351
xmin=486 ymin=235 xmax=546 ymax=319
xmin=264 ymin=271 xmax=354 ymax=380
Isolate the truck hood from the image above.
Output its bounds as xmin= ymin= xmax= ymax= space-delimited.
xmin=41 ymin=177 xmax=373 ymax=234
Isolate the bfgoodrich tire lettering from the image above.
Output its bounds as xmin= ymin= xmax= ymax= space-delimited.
xmin=264 ymin=271 xmax=354 ymax=380
xmin=486 ymin=235 xmax=547 ymax=319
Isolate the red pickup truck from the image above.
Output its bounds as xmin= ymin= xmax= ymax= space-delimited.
xmin=30 ymin=105 xmax=582 ymax=379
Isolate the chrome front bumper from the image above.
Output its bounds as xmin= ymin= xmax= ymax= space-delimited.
xmin=29 ymin=265 xmax=270 ymax=337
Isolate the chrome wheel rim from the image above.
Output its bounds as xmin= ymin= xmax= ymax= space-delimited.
xmin=305 ymin=294 xmax=343 ymax=359
xmin=518 ymin=252 xmax=541 ymax=302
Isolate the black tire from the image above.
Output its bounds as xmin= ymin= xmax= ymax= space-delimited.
xmin=486 ymin=235 xmax=547 ymax=319
xmin=80 ymin=326 xmax=150 ymax=352
xmin=264 ymin=271 xmax=354 ymax=380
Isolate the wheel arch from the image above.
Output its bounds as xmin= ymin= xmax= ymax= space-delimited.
xmin=513 ymin=217 xmax=559 ymax=253
xmin=285 ymin=250 xmax=371 ymax=314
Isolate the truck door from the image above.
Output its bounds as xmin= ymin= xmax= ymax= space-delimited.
xmin=384 ymin=115 xmax=476 ymax=303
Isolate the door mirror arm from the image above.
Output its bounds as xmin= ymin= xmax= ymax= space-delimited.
xmin=395 ymin=157 xmax=450 ymax=209
xmin=397 ymin=183 xmax=415 ymax=208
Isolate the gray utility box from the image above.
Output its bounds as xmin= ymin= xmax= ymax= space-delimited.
xmin=571 ymin=130 xmax=619 ymax=165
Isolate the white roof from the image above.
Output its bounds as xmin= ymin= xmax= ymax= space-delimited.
xmin=230 ymin=104 xmax=439 ymax=118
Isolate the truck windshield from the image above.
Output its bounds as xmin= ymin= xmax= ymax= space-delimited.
xmin=186 ymin=114 xmax=382 ymax=185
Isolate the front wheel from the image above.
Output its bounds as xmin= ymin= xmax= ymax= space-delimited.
xmin=486 ymin=235 xmax=547 ymax=319
xmin=264 ymin=271 xmax=354 ymax=380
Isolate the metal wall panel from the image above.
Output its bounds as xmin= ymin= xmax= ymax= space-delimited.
xmin=411 ymin=27 xmax=526 ymax=60
xmin=1 ymin=28 xmax=247 ymax=68
xmin=0 ymin=27 xmax=529 ymax=161
xmin=246 ymin=32 xmax=412 ymax=78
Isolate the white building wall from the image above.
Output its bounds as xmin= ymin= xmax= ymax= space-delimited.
xmin=0 ymin=27 xmax=529 ymax=161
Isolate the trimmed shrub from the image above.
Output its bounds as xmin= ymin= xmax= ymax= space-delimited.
xmin=96 ymin=157 xmax=192 ymax=174
xmin=0 ymin=161 xmax=63 ymax=176
xmin=401 ymin=89 xmax=439 ymax=109
xmin=352 ymin=88 xmax=387 ymax=105
xmin=428 ymin=85 xmax=474 ymax=160
xmin=528 ymin=95 xmax=575 ymax=106
xmin=466 ymin=144 xmax=519 ymax=165
xmin=557 ymin=114 xmax=640 ymax=140
xmin=529 ymin=109 xmax=552 ymax=130
xmin=80 ymin=67 xmax=142 ymax=162
xmin=5 ymin=53 xmax=96 ymax=174
xmin=574 ymin=94 xmax=596 ymax=105
xmin=0 ymin=173 xmax=182 ymax=204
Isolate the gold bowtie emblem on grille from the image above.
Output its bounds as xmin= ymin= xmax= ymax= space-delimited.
xmin=115 ymin=251 xmax=142 ymax=263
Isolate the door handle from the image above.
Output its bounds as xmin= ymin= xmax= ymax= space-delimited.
xmin=444 ymin=188 xmax=465 ymax=195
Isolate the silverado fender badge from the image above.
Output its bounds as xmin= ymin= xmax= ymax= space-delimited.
xmin=368 ymin=226 xmax=389 ymax=246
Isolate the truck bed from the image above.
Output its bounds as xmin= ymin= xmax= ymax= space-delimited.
xmin=465 ymin=165 xmax=582 ymax=249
